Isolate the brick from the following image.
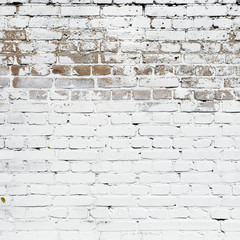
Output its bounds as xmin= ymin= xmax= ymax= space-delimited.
xmin=146 ymin=31 xmax=185 ymax=40
xmin=146 ymin=6 xmax=185 ymax=17
xmin=55 ymin=78 xmax=94 ymax=89
xmin=153 ymin=89 xmax=172 ymax=99
xmin=13 ymin=77 xmax=52 ymax=88
xmin=0 ymin=78 xmax=9 ymax=88
xmin=73 ymin=66 xmax=91 ymax=76
xmin=52 ymin=65 xmax=71 ymax=76
xmin=187 ymin=6 xmax=227 ymax=16
xmin=0 ymin=0 xmax=239 ymax=235
xmin=61 ymin=6 xmax=100 ymax=16
xmin=19 ymin=6 xmax=59 ymax=16
xmin=92 ymin=65 xmax=111 ymax=75
xmin=28 ymin=29 xmax=62 ymax=40
xmin=102 ymin=6 xmax=142 ymax=16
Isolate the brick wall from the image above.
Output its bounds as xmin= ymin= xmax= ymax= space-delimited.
xmin=0 ymin=0 xmax=240 ymax=239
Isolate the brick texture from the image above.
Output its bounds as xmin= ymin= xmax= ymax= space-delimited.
xmin=0 ymin=0 xmax=240 ymax=239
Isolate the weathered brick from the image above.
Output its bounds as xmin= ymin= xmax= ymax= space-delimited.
xmin=153 ymin=89 xmax=172 ymax=99
xmin=1 ymin=0 xmax=240 ymax=236
xmin=112 ymin=90 xmax=131 ymax=100
xmin=13 ymin=78 xmax=53 ymax=88
xmin=55 ymin=78 xmax=94 ymax=89
xmin=61 ymin=6 xmax=100 ymax=16
xmin=71 ymin=90 xmax=90 ymax=101
xmin=92 ymin=65 xmax=111 ymax=75
xmin=134 ymin=66 xmax=152 ymax=75
xmin=52 ymin=66 xmax=71 ymax=76
xmin=194 ymin=90 xmax=214 ymax=101
xmin=102 ymin=6 xmax=142 ymax=16
xmin=29 ymin=90 xmax=48 ymax=100
xmin=214 ymin=90 xmax=234 ymax=100
xmin=0 ymin=66 xmax=9 ymax=75
xmin=59 ymin=53 xmax=98 ymax=64
xmin=98 ymin=77 xmax=136 ymax=88
xmin=0 ymin=78 xmax=9 ymax=88
xmin=133 ymin=90 xmax=151 ymax=100
xmin=73 ymin=66 xmax=91 ymax=76
xmin=11 ymin=66 xmax=29 ymax=76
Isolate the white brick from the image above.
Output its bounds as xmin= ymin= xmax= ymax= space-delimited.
xmin=102 ymin=6 xmax=142 ymax=16
xmin=146 ymin=6 xmax=185 ymax=17
xmin=61 ymin=6 xmax=100 ymax=16
xmin=187 ymin=6 xmax=227 ymax=16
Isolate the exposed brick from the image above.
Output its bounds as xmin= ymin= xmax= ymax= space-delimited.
xmin=71 ymin=90 xmax=90 ymax=101
xmin=0 ymin=0 xmax=239 ymax=236
xmin=134 ymin=66 xmax=152 ymax=75
xmin=194 ymin=90 xmax=214 ymax=101
xmin=214 ymin=90 xmax=234 ymax=100
xmin=92 ymin=65 xmax=111 ymax=75
xmin=29 ymin=90 xmax=48 ymax=100
xmin=112 ymin=90 xmax=131 ymax=100
xmin=98 ymin=77 xmax=136 ymax=88
xmin=52 ymin=66 xmax=71 ymax=76
xmin=133 ymin=90 xmax=151 ymax=100
xmin=13 ymin=78 xmax=53 ymax=89
xmin=59 ymin=53 xmax=98 ymax=64
xmin=11 ymin=66 xmax=29 ymax=76
xmin=0 ymin=66 xmax=9 ymax=75
xmin=55 ymin=78 xmax=94 ymax=89
xmin=73 ymin=66 xmax=91 ymax=76
xmin=153 ymin=89 xmax=172 ymax=99
xmin=0 ymin=78 xmax=9 ymax=88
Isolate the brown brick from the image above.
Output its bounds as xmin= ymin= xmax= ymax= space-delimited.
xmin=29 ymin=90 xmax=48 ymax=100
xmin=71 ymin=90 xmax=90 ymax=101
xmin=13 ymin=77 xmax=53 ymax=88
xmin=112 ymin=90 xmax=131 ymax=100
xmin=55 ymin=78 xmax=94 ymax=89
xmin=52 ymin=65 xmax=71 ymax=76
xmin=92 ymin=65 xmax=111 ymax=76
xmin=133 ymin=90 xmax=151 ymax=100
xmin=153 ymin=89 xmax=172 ymax=99
xmin=73 ymin=66 xmax=91 ymax=76
xmin=0 ymin=78 xmax=9 ymax=88
xmin=11 ymin=65 xmax=29 ymax=76
xmin=214 ymin=90 xmax=234 ymax=100
xmin=134 ymin=66 xmax=152 ymax=75
xmin=194 ymin=90 xmax=214 ymax=101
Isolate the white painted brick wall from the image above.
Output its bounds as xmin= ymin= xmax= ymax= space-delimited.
xmin=0 ymin=0 xmax=240 ymax=238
